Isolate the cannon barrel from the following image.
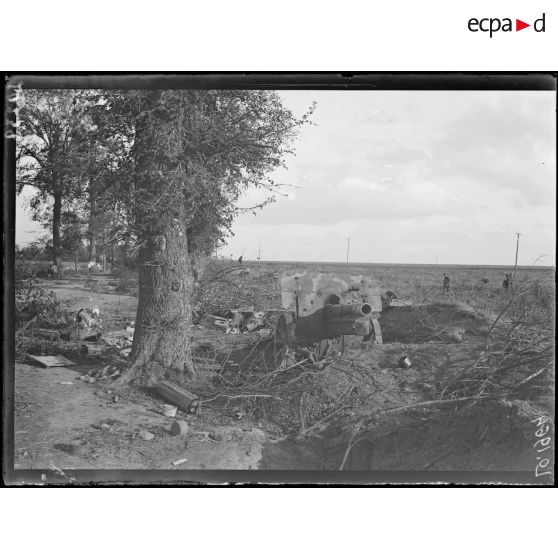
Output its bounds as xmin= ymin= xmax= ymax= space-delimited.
xmin=323 ymin=303 xmax=372 ymax=321
xmin=293 ymin=303 xmax=373 ymax=345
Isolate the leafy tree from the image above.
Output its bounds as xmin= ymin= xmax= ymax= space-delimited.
xmin=16 ymin=87 xmax=312 ymax=383
xmin=16 ymin=89 xmax=95 ymax=264
xmin=103 ymin=90 xmax=312 ymax=382
xmin=59 ymin=205 xmax=88 ymax=260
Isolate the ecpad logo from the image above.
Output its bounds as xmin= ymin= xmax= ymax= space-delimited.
xmin=468 ymin=13 xmax=546 ymax=37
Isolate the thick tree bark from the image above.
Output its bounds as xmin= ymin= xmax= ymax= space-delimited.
xmin=130 ymin=213 xmax=195 ymax=383
xmin=89 ymin=181 xmax=97 ymax=261
xmin=52 ymin=190 xmax=62 ymax=265
xmin=129 ymin=91 xmax=195 ymax=383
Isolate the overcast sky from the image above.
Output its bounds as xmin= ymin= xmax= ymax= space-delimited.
xmin=16 ymin=89 xmax=556 ymax=266
xmin=221 ymin=90 xmax=555 ymax=266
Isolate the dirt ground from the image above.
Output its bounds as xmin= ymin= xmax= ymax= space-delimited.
xmin=14 ymin=363 xmax=271 ymax=470
xmin=12 ymin=268 xmax=555 ymax=479
xmin=14 ymin=277 xmax=281 ymax=471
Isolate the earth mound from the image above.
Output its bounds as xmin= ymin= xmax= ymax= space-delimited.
xmin=379 ymin=302 xmax=488 ymax=343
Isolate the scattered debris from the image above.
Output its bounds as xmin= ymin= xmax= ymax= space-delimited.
xmin=213 ymin=317 xmax=230 ymax=330
xmin=71 ymin=308 xmax=103 ymax=341
xmin=58 ymin=381 xmax=74 ymax=385
xmin=171 ymin=458 xmax=188 ymax=466
xmin=257 ymin=328 xmax=272 ymax=338
xmin=230 ymin=311 xmax=243 ymax=328
xmin=30 ymin=328 xmax=62 ymax=340
xmin=162 ymin=404 xmax=178 ymax=417
xmin=102 ymin=330 xmax=132 ymax=347
xmin=125 ymin=326 xmax=135 ymax=341
xmin=234 ymin=409 xmax=246 ymax=420
xmin=80 ymin=342 xmax=105 ymax=355
xmin=92 ymin=364 xmax=122 ymax=380
xmin=245 ymin=311 xmax=266 ymax=332
xmin=206 ymin=308 xmax=270 ymax=334
xmin=82 ymin=331 xmax=101 ymax=342
xmin=76 ymin=307 xmax=101 ymax=328
xmin=95 ymin=365 xmax=111 ymax=378
xmin=170 ymin=420 xmax=189 ymax=436
xmin=381 ymin=290 xmax=398 ymax=310
xmin=139 ymin=429 xmax=155 ymax=441
xmin=398 ymin=356 xmax=412 ymax=369
xmin=28 ymin=354 xmax=77 ymax=368
xmin=155 ymin=381 xmax=200 ymax=414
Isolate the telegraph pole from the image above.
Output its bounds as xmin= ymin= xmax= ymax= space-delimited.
xmin=513 ymin=233 xmax=521 ymax=284
xmin=346 ymin=238 xmax=351 ymax=272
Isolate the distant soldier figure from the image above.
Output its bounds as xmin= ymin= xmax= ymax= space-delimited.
xmin=481 ymin=277 xmax=489 ymax=286
xmin=442 ymin=273 xmax=451 ymax=294
xmin=54 ymin=256 xmax=63 ymax=279
xmin=508 ymin=273 xmax=514 ymax=290
xmin=238 ymin=255 xmax=243 ymax=265
xmin=49 ymin=262 xmax=58 ymax=280
xmin=502 ymin=274 xmax=510 ymax=291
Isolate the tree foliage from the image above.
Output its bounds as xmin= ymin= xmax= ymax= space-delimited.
xmin=16 ymin=89 xmax=96 ymax=260
xmin=97 ymin=90 xmax=314 ymax=254
xmin=16 ymin=87 xmax=313 ymax=379
xmin=17 ymin=88 xmax=313 ymax=263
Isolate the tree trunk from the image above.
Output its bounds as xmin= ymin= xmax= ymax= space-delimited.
xmin=127 ymin=90 xmax=197 ymax=385
xmin=130 ymin=214 xmax=195 ymax=383
xmin=52 ymin=190 xmax=62 ymax=264
xmin=89 ymin=181 xmax=97 ymax=261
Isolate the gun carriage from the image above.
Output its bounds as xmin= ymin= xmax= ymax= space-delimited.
xmin=273 ymin=271 xmax=383 ymax=368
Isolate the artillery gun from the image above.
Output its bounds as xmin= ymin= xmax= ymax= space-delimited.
xmin=273 ymin=271 xmax=383 ymax=368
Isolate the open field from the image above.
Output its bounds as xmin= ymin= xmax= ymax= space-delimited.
xmin=261 ymin=260 xmax=555 ymax=293
xmin=13 ymin=260 xmax=555 ymax=480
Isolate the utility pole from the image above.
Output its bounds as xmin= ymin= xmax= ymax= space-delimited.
xmin=513 ymin=233 xmax=521 ymax=284
xmin=346 ymin=238 xmax=351 ymax=273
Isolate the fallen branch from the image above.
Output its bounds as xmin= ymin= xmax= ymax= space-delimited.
xmin=17 ymin=314 xmax=38 ymax=332
xmin=378 ymin=395 xmax=487 ymax=416
xmin=202 ymin=393 xmax=282 ymax=404
xmin=513 ymin=367 xmax=548 ymax=389
xmin=256 ymin=358 xmax=310 ymax=380
xmin=195 ymin=265 xmax=244 ymax=290
xmin=339 ymin=427 xmax=364 ymax=471
xmin=301 ymin=404 xmax=351 ymax=438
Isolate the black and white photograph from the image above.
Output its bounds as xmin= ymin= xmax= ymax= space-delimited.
xmin=3 ymin=74 xmax=556 ymax=485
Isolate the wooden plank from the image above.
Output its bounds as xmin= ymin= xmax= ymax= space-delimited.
xmin=28 ymin=355 xmax=77 ymax=368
